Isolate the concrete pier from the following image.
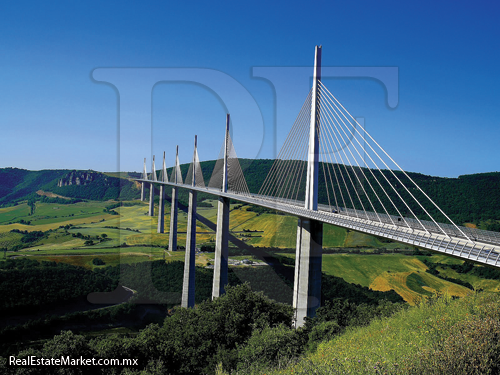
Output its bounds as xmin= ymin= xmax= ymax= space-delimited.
xmin=182 ymin=189 xmax=197 ymax=308
xmin=157 ymin=184 xmax=165 ymax=233
xmin=149 ymin=156 xmax=157 ymax=217
xmin=169 ymin=186 xmax=178 ymax=251
xmin=169 ymin=146 xmax=180 ymax=252
xmin=141 ymin=157 xmax=146 ymax=201
xmin=293 ymin=217 xmax=323 ymax=327
xmin=212 ymin=114 xmax=231 ymax=299
xmin=148 ymin=184 xmax=154 ymax=216
xmin=212 ymin=196 xmax=230 ymax=298
xmin=182 ymin=137 xmax=198 ymax=308
xmin=157 ymin=152 xmax=167 ymax=234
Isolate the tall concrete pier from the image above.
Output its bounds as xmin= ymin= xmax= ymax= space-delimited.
xmin=169 ymin=146 xmax=180 ymax=252
xmin=182 ymin=137 xmax=198 ymax=308
xmin=149 ymin=156 xmax=156 ymax=217
xmin=157 ymin=152 xmax=167 ymax=234
xmin=293 ymin=45 xmax=323 ymax=327
xmin=212 ymin=115 xmax=231 ymax=299
xmin=141 ymin=158 xmax=146 ymax=201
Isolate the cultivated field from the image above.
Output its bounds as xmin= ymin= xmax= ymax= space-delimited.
xmin=2 ymin=199 xmax=499 ymax=303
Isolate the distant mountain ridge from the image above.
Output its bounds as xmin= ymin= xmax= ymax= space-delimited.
xmin=0 ymin=168 xmax=139 ymax=205
xmin=1 ymin=162 xmax=499 ymax=228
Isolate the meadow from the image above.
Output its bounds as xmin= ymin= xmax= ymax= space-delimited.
xmin=2 ymin=198 xmax=499 ymax=304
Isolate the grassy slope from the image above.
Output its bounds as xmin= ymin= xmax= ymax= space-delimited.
xmin=227 ymin=292 xmax=500 ymax=375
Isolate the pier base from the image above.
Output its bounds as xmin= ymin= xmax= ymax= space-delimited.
xmin=181 ymin=190 xmax=197 ymax=308
xmin=293 ymin=217 xmax=323 ymax=328
xmin=148 ymin=183 xmax=154 ymax=217
xmin=157 ymin=185 xmax=165 ymax=233
xmin=212 ymin=196 xmax=230 ymax=299
xmin=169 ymin=187 xmax=178 ymax=251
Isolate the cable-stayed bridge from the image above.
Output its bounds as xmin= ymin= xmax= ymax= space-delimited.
xmin=137 ymin=46 xmax=500 ymax=327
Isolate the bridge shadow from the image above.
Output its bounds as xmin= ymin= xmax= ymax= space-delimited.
xmin=170 ymin=194 xmax=403 ymax=306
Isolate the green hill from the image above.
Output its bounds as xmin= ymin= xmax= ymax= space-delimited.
xmin=0 ymin=168 xmax=139 ymax=205
xmin=2 ymin=162 xmax=500 ymax=228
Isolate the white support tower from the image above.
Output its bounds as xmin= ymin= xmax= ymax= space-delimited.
xmin=149 ymin=155 xmax=156 ymax=217
xmin=157 ymin=151 xmax=167 ymax=233
xmin=212 ymin=114 xmax=231 ymax=299
xmin=169 ymin=146 xmax=180 ymax=252
xmin=182 ymin=136 xmax=198 ymax=308
xmin=141 ymin=157 xmax=147 ymax=201
xmin=293 ymin=45 xmax=323 ymax=328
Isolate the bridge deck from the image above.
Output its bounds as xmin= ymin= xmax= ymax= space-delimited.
xmin=138 ymin=179 xmax=500 ymax=268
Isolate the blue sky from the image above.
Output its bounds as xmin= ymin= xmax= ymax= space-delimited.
xmin=1 ymin=0 xmax=499 ymax=177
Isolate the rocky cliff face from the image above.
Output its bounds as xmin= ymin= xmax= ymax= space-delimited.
xmin=57 ymin=171 xmax=105 ymax=187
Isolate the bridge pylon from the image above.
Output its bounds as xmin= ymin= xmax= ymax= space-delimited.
xmin=157 ymin=152 xmax=167 ymax=233
xmin=293 ymin=45 xmax=323 ymax=328
xmin=141 ymin=158 xmax=146 ymax=201
xmin=149 ymin=155 xmax=156 ymax=217
xmin=212 ymin=114 xmax=231 ymax=299
xmin=182 ymin=136 xmax=198 ymax=308
xmin=169 ymin=146 xmax=181 ymax=252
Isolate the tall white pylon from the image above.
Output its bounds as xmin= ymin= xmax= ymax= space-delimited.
xmin=149 ymin=155 xmax=156 ymax=216
xmin=293 ymin=45 xmax=323 ymax=328
xmin=212 ymin=114 xmax=231 ymax=299
xmin=141 ymin=158 xmax=147 ymax=201
xmin=157 ymin=151 xmax=167 ymax=233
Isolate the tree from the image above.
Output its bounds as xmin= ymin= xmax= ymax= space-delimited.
xmin=27 ymin=198 xmax=36 ymax=215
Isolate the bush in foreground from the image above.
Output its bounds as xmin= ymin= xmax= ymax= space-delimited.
xmin=219 ymin=292 xmax=500 ymax=375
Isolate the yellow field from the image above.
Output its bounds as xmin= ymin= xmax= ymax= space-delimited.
xmin=279 ymin=252 xmax=475 ymax=305
xmin=0 ymin=214 xmax=117 ymax=233
xmin=370 ymin=270 xmax=471 ymax=305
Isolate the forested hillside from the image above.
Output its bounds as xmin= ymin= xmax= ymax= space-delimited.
xmin=0 ymin=168 xmax=139 ymax=205
xmin=2 ymin=162 xmax=500 ymax=226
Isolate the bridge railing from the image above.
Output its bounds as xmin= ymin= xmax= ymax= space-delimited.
xmin=221 ymin=188 xmax=500 ymax=247
xmin=146 ymin=178 xmax=500 ymax=249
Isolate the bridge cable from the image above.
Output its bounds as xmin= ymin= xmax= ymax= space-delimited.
xmin=259 ymin=89 xmax=312 ymax=200
xmin=318 ymin=87 xmax=399 ymax=227
xmin=319 ymin=83 xmax=425 ymax=232
xmin=319 ymin=81 xmax=456 ymax=238
xmin=318 ymin=91 xmax=378 ymax=221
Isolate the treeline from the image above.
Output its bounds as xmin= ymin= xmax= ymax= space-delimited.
xmin=9 ymin=229 xmax=45 ymax=243
xmin=189 ymin=160 xmax=500 ymax=225
xmin=38 ymin=196 xmax=84 ymax=205
xmin=3 ymin=163 xmax=500 ymax=225
xmin=0 ymin=283 xmax=404 ymax=375
xmin=422 ymin=258 xmax=500 ymax=288
xmin=6 ymin=229 xmax=49 ymax=251
xmin=0 ymin=258 xmax=117 ymax=314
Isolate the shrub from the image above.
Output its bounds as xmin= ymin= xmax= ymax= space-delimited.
xmin=308 ymin=320 xmax=342 ymax=349
xmin=92 ymin=258 xmax=105 ymax=266
xmin=415 ymin=316 xmax=500 ymax=375
xmin=237 ymin=324 xmax=303 ymax=371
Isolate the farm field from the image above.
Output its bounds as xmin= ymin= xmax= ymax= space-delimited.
xmin=2 ymin=198 xmax=499 ymax=306
xmin=0 ymin=199 xmax=415 ymax=256
xmin=276 ymin=252 xmax=487 ymax=305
